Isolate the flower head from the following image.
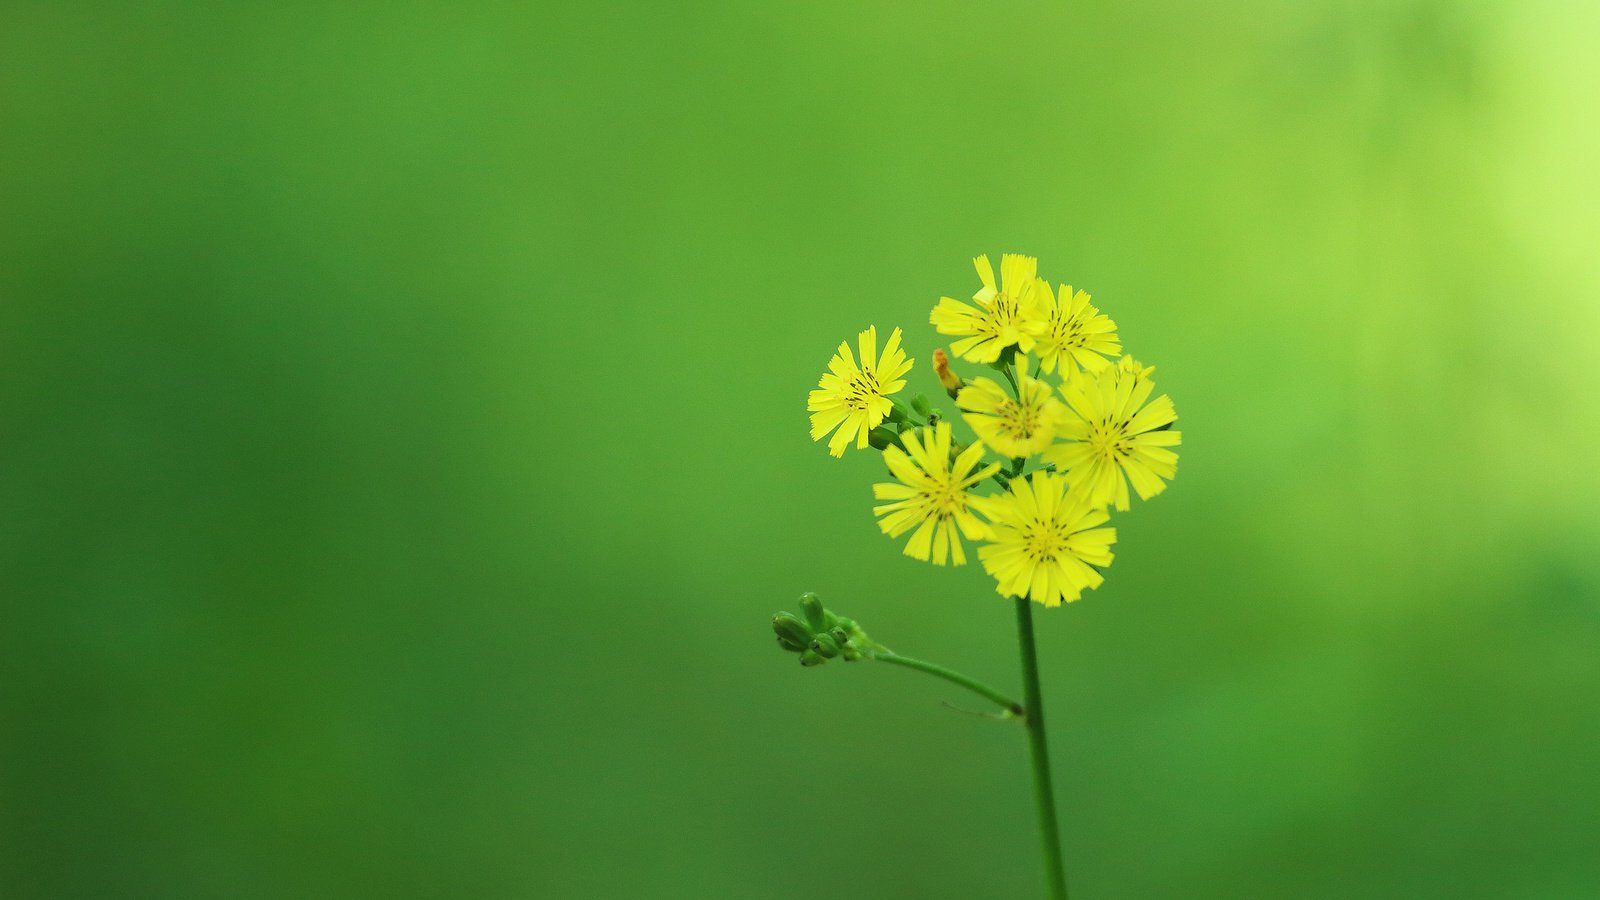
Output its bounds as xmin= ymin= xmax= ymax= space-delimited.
xmin=977 ymin=471 xmax=1116 ymax=607
xmin=1041 ymin=356 xmax=1180 ymax=510
xmin=1028 ymin=283 xmax=1121 ymax=377
xmin=872 ymin=422 xmax=1001 ymax=566
xmin=808 ymin=325 xmax=914 ymax=457
xmin=956 ymin=373 xmax=1066 ymax=459
xmin=931 ymin=254 xmax=1042 ymax=363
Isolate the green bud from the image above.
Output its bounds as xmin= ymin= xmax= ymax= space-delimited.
xmin=799 ymin=593 xmax=828 ymax=632
xmin=809 ymin=632 xmax=841 ymax=659
xmin=867 ymin=426 xmax=900 ymax=450
xmin=828 ymin=626 xmax=850 ymax=646
xmin=887 ymin=397 xmax=912 ymax=423
xmin=777 ymin=635 xmax=806 ymax=653
xmin=773 ymin=613 xmax=811 ymax=649
xmin=911 ymin=394 xmax=932 ymax=416
xmin=799 ymin=648 xmax=826 ymax=667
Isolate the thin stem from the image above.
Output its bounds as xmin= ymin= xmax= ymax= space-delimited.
xmin=1015 ymin=596 xmax=1068 ymax=900
xmin=998 ymin=359 xmax=1020 ymax=395
xmin=865 ymin=650 xmax=1023 ymax=717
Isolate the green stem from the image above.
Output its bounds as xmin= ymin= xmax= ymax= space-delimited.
xmin=999 ymin=362 xmax=1020 ymax=395
xmin=866 ymin=650 xmax=1023 ymax=717
xmin=1015 ymin=596 xmax=1068 ymax=900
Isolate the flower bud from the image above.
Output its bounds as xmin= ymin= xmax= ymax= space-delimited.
xmin=911 ymin=394 xmax=932 ymax=417
xmin=773 ymin=612 xmax=812 ymax=650
xmin=933 ymin=348 xmax=963 ymax=399
xmin=799 ymin=648 xmax=826 ymax=667
xmin=799 ymin=592 xmax=828 ymax=632
xmin=809 ymin=632 xmax=841 ymax=659
xmin=867 ymin=426 xmax=901 ymax=450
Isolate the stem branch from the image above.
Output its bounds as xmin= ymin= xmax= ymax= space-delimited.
xmin=865 ymin=651 xmax=1023 ymax=717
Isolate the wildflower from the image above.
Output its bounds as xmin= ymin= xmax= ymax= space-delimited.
xmin=872 ymin=422 xmax=1000 ymax=566
xmin=1028 ymin=282 xmax=1121 ymax=377
xmin=808 ymin=325 xmax=914 ymax=457
xmin=1041 ymin=356 xmax=1180 ymax=510
xmin=977 ymin=471 xmax=1116 ymax=607
xmin=931 ymin=254 xmax=1042 ymax=363
xmin=956 ymin=373 xmax=1066 ymax=459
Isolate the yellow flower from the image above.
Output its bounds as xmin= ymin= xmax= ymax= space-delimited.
xmin=956 ymin=373 xmax=1065 ymax=459
xmin=872 ymin=422 xmax=1001 ymax=566
xmin=1028 ymin=282 xmax=1121 ymax=377
xmin=808 ymin=325 xmax=914 ymax=457
xmin=930 ymin=254 xmax=1042 ymax=363
xmin=977 ymin=471 xmax=1116 ymax=607
xmin=1041 ymin=356 xmax=1181 ymax=510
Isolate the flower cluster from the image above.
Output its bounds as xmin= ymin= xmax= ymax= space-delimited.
xmin=806 ymin=254 xmax=1181 ymax=607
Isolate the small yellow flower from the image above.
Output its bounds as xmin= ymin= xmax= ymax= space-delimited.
xmin=1028 ymin=282 xmax=1121 ymax=377
xmin=977 ymin=471 xmax=1116 ymax=607
xmin=808 ymin=325 xmax=914 ymax=457
xmin=872 ymin=422 xmax=1001 ymax=566
xmin=956 ymin=373 xmax=1066 ymax=459
xmin=931 ymin=254 xmax=1042 ymax=363
xmin=1041 ymin=356 xmax=1180 ymax=510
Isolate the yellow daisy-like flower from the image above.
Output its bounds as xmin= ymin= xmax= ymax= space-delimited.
xmin=872 ymin=422 xmax=1001 ymax=566
xmin=930 ymin=254 xmax=1042 ymax=363
xmin=956 ymin=373 xmax=1066 ymax=459
xmin=977 ymin=471 xmax=1116 ymax=607
xmin=1041 ymin=356 xmax=1181 ymax=510
xmin=1028 ymin=282 xmax=1121 ymax=377
xmin=808 ymin=325 xmax=914 ymax=457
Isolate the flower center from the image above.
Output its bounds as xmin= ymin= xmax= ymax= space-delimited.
xmin=988 ymin=294 xmax=1028 ymax=333
xmin=843 ymin=369 xmax=880 ymax=411
xmin=1088 ymin=417 xmax=1130 ymax=458
xmin=1022 ymin=519 xmax=1067 ymax=562
xmin=1051 ymin=316 xmax=1084 ymax=347
xmin=999 ymin=397 xmax=1042 ymax=440
xmin=919 ymin=481 xmax=962 ymax=518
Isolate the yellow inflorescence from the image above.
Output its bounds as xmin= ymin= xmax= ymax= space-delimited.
xmin=931 ymin=254 xmax=1043 ymax=363
xmin=1042 ymin=356 xmax=1181 ymax=511
xmin=956 ymin=374 xmax=1065 ymax=460
xmin=977 ymin=471 xmax=1116 ymax=608
xmin=808 ymin=325 xmax=914 ymax=458
xmin=806 ymin=254 xmax=1180 ymax=606
xmin=1029 ymin=282 xmax=1121 ymax=378
xmin=872 ymin=422 xmax=1000 ymax=566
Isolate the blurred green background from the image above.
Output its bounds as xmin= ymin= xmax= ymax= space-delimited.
xmin=3 ymin=1 xmax=1598 ymax=897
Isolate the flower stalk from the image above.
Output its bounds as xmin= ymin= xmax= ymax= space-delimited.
xmin=1015 ymin=596 xmax=1069 ymax=900
xmin=863 ymin=649 xmax=1023 ymax=718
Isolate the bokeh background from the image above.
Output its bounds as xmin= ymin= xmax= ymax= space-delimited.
xmin=4 ymin=1 xmax=1598 ymax=897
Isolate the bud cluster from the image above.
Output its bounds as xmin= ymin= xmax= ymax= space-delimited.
xmin=772 ymin=592 xmax=878 ymax=667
